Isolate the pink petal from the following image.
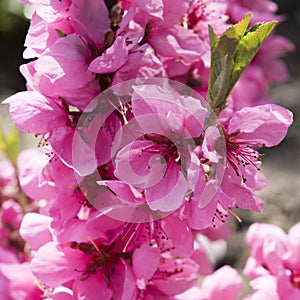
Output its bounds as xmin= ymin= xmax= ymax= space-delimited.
xmin=150 ymin=24 xmax=203 ymax=66
xmin=199 ymin=265 xmax=243 ymax=300
xmin=23 ymin=12 xmax=74 ymax=59
xmin=70 ymin=0 xmax=110 ymax=48
xmin=111 ymin=259 xmax=136 ymax=299
xmin=132 ymin=244 xmax=160 ymax=282
xmin=73 ymin=274 xmax=112 ymax=300
xmin=19 ymin=213 xmax=52 ymax=251
xmin=228 ymin=104 xmax=293 ymax=147
xmin=184 ymin=195 xmax=217 ymax=230
xmin=3 ymin=91 xmax=67 ymax=134
xmin=35 ymin=34 xmax=94 ymax=90
xmin=50 ymin=126 xmax=75 ymax=170
xmin=98 ymin=180 xmax=145 ymax=204
xmin=18 ymin=149 xmax=57 ymax=200
xmin=31 ymin=242 xmax=86 ymax=287
xmin=0 ymin=262 xmax=42 ymax=299
xmin=153 ymin=258 xmax=199 ymax=296
xmin=113 ymin=44 xmax=166 ymax=84
xmin=114 ymin=140 xmax=167 ymax=189
xmin=145 ymin=161 xmax=188 ymax=212
xmin=89 ymin=36 xmax=128 ymax=74
xmin=248 ymin=275 xmax=280 ymax=300
xmin=283 ymin=223 xmax=300 ymax=269
xmin=162 ymin=215 xmax=194 ymax=257
xmin=1 ymin=199 xmax=23 ymax=230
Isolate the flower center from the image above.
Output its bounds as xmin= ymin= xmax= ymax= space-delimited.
xmin=186 ymin=1 xmax=207 ymax=29
xmin=71 ymin=240 xmax=119 ymax=286
xmin=290 ymin=270 xmax=300 ymax=289
xmin=142 ymin=134 xmax=180 ymax=163
xmin=121 ymin=220 xmax=169 ymax=252
xmin=226 ymin=134 xmax=262 ymax=184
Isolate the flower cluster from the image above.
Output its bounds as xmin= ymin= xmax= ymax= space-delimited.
xmin=0 ymin=0 xmax=295 ymax=299
xmin=244 ymin=223 xmax=300 ymax=300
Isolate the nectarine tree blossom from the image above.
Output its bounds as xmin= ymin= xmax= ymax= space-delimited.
xmin=0 ymin=0 xmax=295 ymax=299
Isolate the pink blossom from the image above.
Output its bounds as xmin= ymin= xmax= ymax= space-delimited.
xmin=89 ymin=36 xmax=128 ymax=74
xmin=1 ymin=199 xmax=23 ymax=232
xmin=21 ymin=0 xmax=72 ymax=23
xmin=0 ymin=160 xmax=18 ymax=201
xmin=17 ymin=149 xmax=57 ymax=200
xmin=69 ymin=0 xmax=110 ymax=49
xmin=0 ymin=199 xmax=26 ymax=262
xmin=23 ymin=12 xmax=74 ymax=59
xmin=20 ymin=61 xmax=100 ymax=110
xmin=1 ymin=2 xmax=296 ymax=299
xmin=3 ymin=91 xmax=67 ymax=135
xmin=97 ymin=83 xmax=207 ymax=213
xmin=30 ymin=235 xmax=135 ymax=299
xmin=176 ymin=265 xmax=243 ymax=300
xmin=256 ymin=35 xmax=295 ymax=83
xmin=35 ymin=34 xmax=94 ymax=90
xmin=0 ymin=262 xmax=43 ymax=300
xmin=186 ymin=0 xmax=229 ymax=67
xmin=244 ymin=223 xmax=300 ymax=299
xmin=20 ymin=213 xmax=53 ymax=251
xmin=226 ymin=0 xmax=283 ymax=25
xmin=149 ymin=24 xmax=204 ymax=77
xmin=184 ymin=103 xmax=292 ymax=229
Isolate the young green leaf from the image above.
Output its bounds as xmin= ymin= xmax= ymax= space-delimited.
xmin=0 ymin=118 xmax=20 ymax=164
xmin=230 ymin=21 xmax=277 ymax=91
xmin=208 ymin=14 xmax=277 ymax=114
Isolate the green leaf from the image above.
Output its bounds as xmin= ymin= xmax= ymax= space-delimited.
xmin=6 ymin=127 xmax=20 ymax=163
xmin=0 ymin=118 xmax=20 ymax=164
xmin=55 ymin=29 xmax=67 ymax=38
xmin=208 ymin=25 xmax=218 ymax=54
xmin=230 ymin=21 xmax=277 ymax=90
xmin=207 ymin=14 xmax=277 ymax=114
xmin=208 ymin=14 xmax=251 ymax=110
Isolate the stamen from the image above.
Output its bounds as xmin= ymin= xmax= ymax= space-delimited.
xmin=228 ymin=209 xmax=242 ymax=223
xmin=88 ymin=236 xmax=101 ymax=254
xmin=34 ymin=280 xmax=46 ymax=293
xmin=122 ymin=223 xmax=140 ymax=253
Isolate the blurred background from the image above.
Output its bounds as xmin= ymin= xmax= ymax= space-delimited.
xmin=0 ymin=0 xmax=300 ymax=280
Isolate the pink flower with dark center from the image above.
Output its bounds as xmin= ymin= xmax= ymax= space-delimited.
xmin=185 ymin=0 xmax=229 ymax=67
xmin=96 ymin=82 xmax=207 ymax=214
xmin=224 ymin=104 xmax=293 ymax=186
xmin=184 ymin=103 xmax=292 ymax=229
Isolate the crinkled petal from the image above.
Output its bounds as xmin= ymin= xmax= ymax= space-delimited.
xmin=145 ymin=161 xmax=188 ymax=212
xmin=73 ymin=274 xmax=112 ymax=300
xmin=31 ymin=242 xmax=86 ymax=287
xmin=19 ymin=213 xmax=52 ymax=251
xmin=132 ymin=244 xmax=160 ymax=283
xmin=228 ymin=104 xmax=293 ymax=147
xmin=89 ymin=36 xmax=128 ymax=74
xmin=3 ymin=91 xmax=67 ymax=135
xmin=70 ymin=0 xmax=110 ymax=47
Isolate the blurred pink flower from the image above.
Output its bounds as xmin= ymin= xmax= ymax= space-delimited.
xmin=244 ymin=223 xmax=300 ymax=299
xmin=176 ymin=265 xmax=243 ymax=299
